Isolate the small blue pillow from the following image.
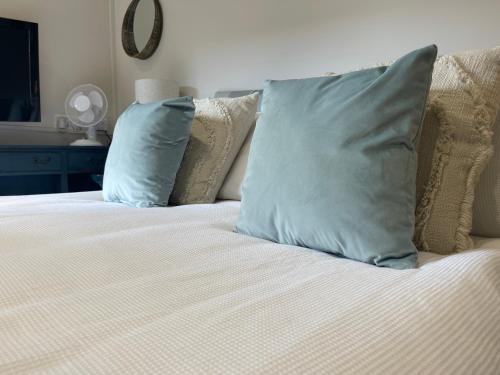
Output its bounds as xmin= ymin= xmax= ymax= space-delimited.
xmin=235 ymin=45 xmax=438 ymax=269
xmin=103 ymin=97 xmax=195 ymax=207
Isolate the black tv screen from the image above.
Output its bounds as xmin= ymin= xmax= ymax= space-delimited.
xmin=0 ymin=17 xmax=40 ymax=122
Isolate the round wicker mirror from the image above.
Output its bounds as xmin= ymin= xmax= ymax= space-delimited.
xmin=122 ymin=0 xmax=163 ymax=60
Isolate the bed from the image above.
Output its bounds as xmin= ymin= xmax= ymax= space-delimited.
xmin=1 ymin=191 xmax=499 ymax=374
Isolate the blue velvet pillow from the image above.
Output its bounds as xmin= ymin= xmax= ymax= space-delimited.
xmin=103 ymin=97 xmax=195 ymax=207
xmin=235 ymin=45 xmax=437 ymax=269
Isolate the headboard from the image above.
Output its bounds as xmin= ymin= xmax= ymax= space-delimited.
xmin=215 ymin=90 xmax=263 ymax=112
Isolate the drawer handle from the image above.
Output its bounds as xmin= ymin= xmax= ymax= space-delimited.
xmin=33 ymin=156 xmax=52 ymax=165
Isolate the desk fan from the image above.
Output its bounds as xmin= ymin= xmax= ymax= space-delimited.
xmin=65 ymin=84 xmax=108 ymax=146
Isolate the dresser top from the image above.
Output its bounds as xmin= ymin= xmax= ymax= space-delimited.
xmin=0 ymin=145 xmax=108 ymax=151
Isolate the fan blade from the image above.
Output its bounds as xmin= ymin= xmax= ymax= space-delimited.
xmin=88 ymin=90 xmax=104 ymax=108
xmin=78 ymin=108 xmax=96 ymax=124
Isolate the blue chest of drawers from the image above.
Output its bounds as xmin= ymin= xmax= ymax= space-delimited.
xmin=0 ymin=146 xmax=109 ymax=195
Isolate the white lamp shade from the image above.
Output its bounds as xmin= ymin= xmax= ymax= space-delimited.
xmin=135 ymin=79 xmax=179 ymax=104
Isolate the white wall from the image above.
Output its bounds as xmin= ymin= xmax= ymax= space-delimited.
xmin=0 ymin=0 xmax=113 ymax=144
xmin=2 ymin=0 xmax=498 ymax=140
xmin=112 ymin=0 xmax=500 ymax=116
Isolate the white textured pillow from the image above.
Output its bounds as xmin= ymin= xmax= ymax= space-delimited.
xmin=473 ymin=113 xmax=500 ymax=237
xmin=171 ymin=93 xmax=259 ymax=205
xmin=217 ymin=123 xmax=255 ymax=201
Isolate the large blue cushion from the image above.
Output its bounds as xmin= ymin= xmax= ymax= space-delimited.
xmin=235 ymin=45 xmax=437 ymax=269
xmin=103 ymin=97 xmax=195 ymax=207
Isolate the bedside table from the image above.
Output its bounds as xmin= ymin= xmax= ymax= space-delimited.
xmin=0 ymin=145 xmax=109 ymax=196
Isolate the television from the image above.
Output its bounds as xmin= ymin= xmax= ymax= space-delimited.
xmin=0 ymin=17 xmax=40 ymax=122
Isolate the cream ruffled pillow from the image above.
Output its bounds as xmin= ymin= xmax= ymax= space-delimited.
xmin=414 ymin=47 xmax=500 ymax=254
xmin=171 ymin=93 xmax=259 ymax=205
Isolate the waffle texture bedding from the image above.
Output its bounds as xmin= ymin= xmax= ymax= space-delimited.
xmin=0 ymin=191 xmax=499 ymax=375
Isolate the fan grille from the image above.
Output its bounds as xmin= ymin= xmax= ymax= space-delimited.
xmin=65 ymin=84 xmax=108 ymax=128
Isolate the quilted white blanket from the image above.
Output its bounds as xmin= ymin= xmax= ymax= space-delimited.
xmin=0 ymin=192 xmax=499 ymax=375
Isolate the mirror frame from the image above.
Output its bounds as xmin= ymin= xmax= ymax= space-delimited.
xmin=122 ymin=0 xmax=163 ymax=60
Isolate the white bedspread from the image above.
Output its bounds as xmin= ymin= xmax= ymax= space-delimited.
xmin=0 ymin=192 xmax=499 ymax=375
